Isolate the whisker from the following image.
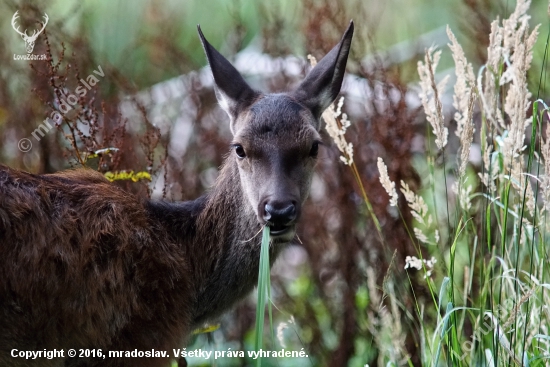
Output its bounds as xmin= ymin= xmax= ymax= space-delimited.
xmin=240 ymin=225 xmax=265 ymax=243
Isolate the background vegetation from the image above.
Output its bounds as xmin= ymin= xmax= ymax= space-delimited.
xmin=0 ymin=0 xmax=549 ymax=365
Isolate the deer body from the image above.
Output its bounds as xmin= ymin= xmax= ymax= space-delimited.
xmin=0 ymin=23 xmax=353 ymax=367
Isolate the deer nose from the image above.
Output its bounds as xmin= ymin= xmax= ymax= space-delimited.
xmin=263 ymin=202 xmax=297 ymax=226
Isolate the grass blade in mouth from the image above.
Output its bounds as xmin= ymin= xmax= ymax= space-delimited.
xmin=254 ymin=226 xmax=271 ymax=366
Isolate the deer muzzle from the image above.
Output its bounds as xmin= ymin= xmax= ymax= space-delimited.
xmin=262 ymin=201 xmax=298 ymax=237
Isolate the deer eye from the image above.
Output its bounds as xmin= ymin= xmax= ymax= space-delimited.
xmin=233 ymin=144 xmax=246 ymax=159
xmin=309 ymin=141 xmax=319 ymax=157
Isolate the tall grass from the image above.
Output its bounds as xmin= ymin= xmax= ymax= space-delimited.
xmin=372 ymin=0 xmax=550 ymax=365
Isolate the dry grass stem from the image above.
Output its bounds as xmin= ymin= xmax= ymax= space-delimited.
xmin=447 ymin=26 xmax=476 ymax=140
xmin=377 ymin=157 xmax=398 ymax=206
xmin=401 ymin=180 xmax=437 ymax=245
xmin=418 ymin=47 xmax=449 ymax=150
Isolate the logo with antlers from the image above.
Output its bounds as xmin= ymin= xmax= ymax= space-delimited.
xmin=11 ymin=11 xmax=49 ymax=54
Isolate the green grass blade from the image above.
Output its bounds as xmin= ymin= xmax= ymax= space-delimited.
xmin=254 ymin=226 xmax=271 ymax=367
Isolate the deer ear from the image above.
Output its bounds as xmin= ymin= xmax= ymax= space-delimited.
xmin=198 ymin=25 xmax=258 ymax=132
xmin=292 ymin=21 xmax=354 ymax=121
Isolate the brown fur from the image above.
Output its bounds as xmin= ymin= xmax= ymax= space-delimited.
xmin=0 ymin=161 xmax=273 ymax=367
xmin=0 ymin=22 xmax=353 ymax=367
xmin=0 ymin=166 xmax=188 ymax=366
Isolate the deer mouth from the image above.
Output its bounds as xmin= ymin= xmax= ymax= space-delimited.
xmin=268 ymin=223 xmax=294 ymax=237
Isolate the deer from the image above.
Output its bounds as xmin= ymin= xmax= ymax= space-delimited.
xmin=0 ymin=21 xmax=354 ymax=367
xmin=11 ymin=11 xmax=49 ymax=54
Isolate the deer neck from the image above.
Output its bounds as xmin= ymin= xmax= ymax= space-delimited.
xmin=146 ymin=159 xmax=270 ymax=326
xmin=189 ymin=158 xmax=265 ymax=325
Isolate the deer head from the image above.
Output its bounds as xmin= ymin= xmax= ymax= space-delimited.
xmin=11 ymin=11 xmax=49 ymax=54
xmin=198 ymin=22 xmax=353 ymax=243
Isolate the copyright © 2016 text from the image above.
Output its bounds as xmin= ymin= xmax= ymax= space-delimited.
xmin=11 ymin=348 xmax=309 ymax=360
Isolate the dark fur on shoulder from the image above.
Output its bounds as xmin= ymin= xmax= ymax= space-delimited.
xmin=0 ymin=165 xmax=193 ymax=366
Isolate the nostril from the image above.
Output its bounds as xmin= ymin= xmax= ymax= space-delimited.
xmin=263 ymin=203 xmax=273 ymax=222
xmin=264 ymin=202 xmax=297 ymax=225
xmin=286 ymin=204 xmax=296 ymax=219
